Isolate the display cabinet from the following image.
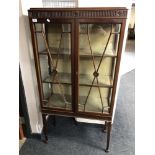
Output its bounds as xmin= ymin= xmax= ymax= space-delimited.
xmin=28 ymin=7 xmax=127 ymax=152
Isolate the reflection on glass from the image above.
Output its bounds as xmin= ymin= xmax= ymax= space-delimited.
xmin=35 ymin=23 xmax=72 ymax=110
xmin=79 ymin=24 xmax=120 ymax=57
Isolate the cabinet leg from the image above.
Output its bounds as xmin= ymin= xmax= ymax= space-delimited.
xmin=72 ymin=117 xmax=77 ymax=125
xmin=102 ymin=121 xmax=107 ymax=133
xmin=42 ymin=114 xmax=48 ymax=143
xmin=105 ymin=122 xmax=112 ymax=153
xmin=53 ymin=115 xmax=56 ymax=126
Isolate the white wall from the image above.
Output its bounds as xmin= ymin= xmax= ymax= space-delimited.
xmin=19 ymin=0 xmax=132 ymax=133
xmin=21 ymin=0 xmax=43 ymax=15
xmin=19 ymin=0 xmax=43 ymax=133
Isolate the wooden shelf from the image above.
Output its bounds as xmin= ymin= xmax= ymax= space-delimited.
xmin=39 ymin=47 xmax=117 ymax=58
xmin=43 ymin=72 xmax=113 ymax=88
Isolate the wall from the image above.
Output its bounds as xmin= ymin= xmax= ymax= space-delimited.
xmin=19 ymin=0 xmax=43 ymax=133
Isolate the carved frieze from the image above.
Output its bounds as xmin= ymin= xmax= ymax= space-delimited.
xmin=28 ymin=9 xmax=127 ymax=19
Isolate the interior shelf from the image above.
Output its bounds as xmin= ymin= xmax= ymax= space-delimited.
xmin=78 ymin=95 xmax=110 ymax=113
xmin=39 ymin=47 xmax=71 ymax=56
xmin=43 ymin=72 xmax=113 ymax=87
xmin=43 ymin=93 xmax=109 ymax=113
xmin=79 ymin=74 xmax=113 ymax=87
xmin=35 ymin=31 xmax=71 ymax=34
xmin=79 ymin=48 xmax=117 ymax=57
xmin=39 ymin=47 xmax=117 ymax=58
xmin=43 ymin=93 xmax=72 ymax=110
xmin=43 ymin=72 xmax=71 ymax=85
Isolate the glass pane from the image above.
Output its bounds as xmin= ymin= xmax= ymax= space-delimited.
xmin=79 ymin=24 xmax=121 ymax=57
xmin=78 ymin=86 xmax=110 ymax=113
xmin=35 ymin=23 xmax=72 ymax=110
xmin=79 ymin=57 xmax=114 ymax=87
xmin=43 ymin=83 xmax=72 ymax=110
xmin=78 ymin=23 xmax=121 ymax=113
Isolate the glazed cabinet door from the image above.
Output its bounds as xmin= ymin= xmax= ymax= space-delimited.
xmin=76 ymin=19 xmax=123 ymax=115
xmin=31 ymin=19 xmax=75 ymax=112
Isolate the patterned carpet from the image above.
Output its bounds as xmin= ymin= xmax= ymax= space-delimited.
xmin=20 ymin=70 xmax=135 ymax=155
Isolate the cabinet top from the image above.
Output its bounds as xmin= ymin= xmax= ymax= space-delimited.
xmin=28 ymin=7 xmax=128 ymax=19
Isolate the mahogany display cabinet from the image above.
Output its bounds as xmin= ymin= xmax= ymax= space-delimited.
xmin=28 ymin=7 xmax=127 ymax=152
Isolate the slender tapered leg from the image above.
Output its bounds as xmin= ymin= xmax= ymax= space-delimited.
xmin=102 ymin=121 xmax=107 ymax=133
xmin=42 ymin=114 xmax=48 ymax=143
xmin=105 ymin=122 xmax=112 ymax=153
xmin=72 ymin=117 xmax=77 ymax=125
xmin=53 ymin=115 xmax=56 ymax=126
